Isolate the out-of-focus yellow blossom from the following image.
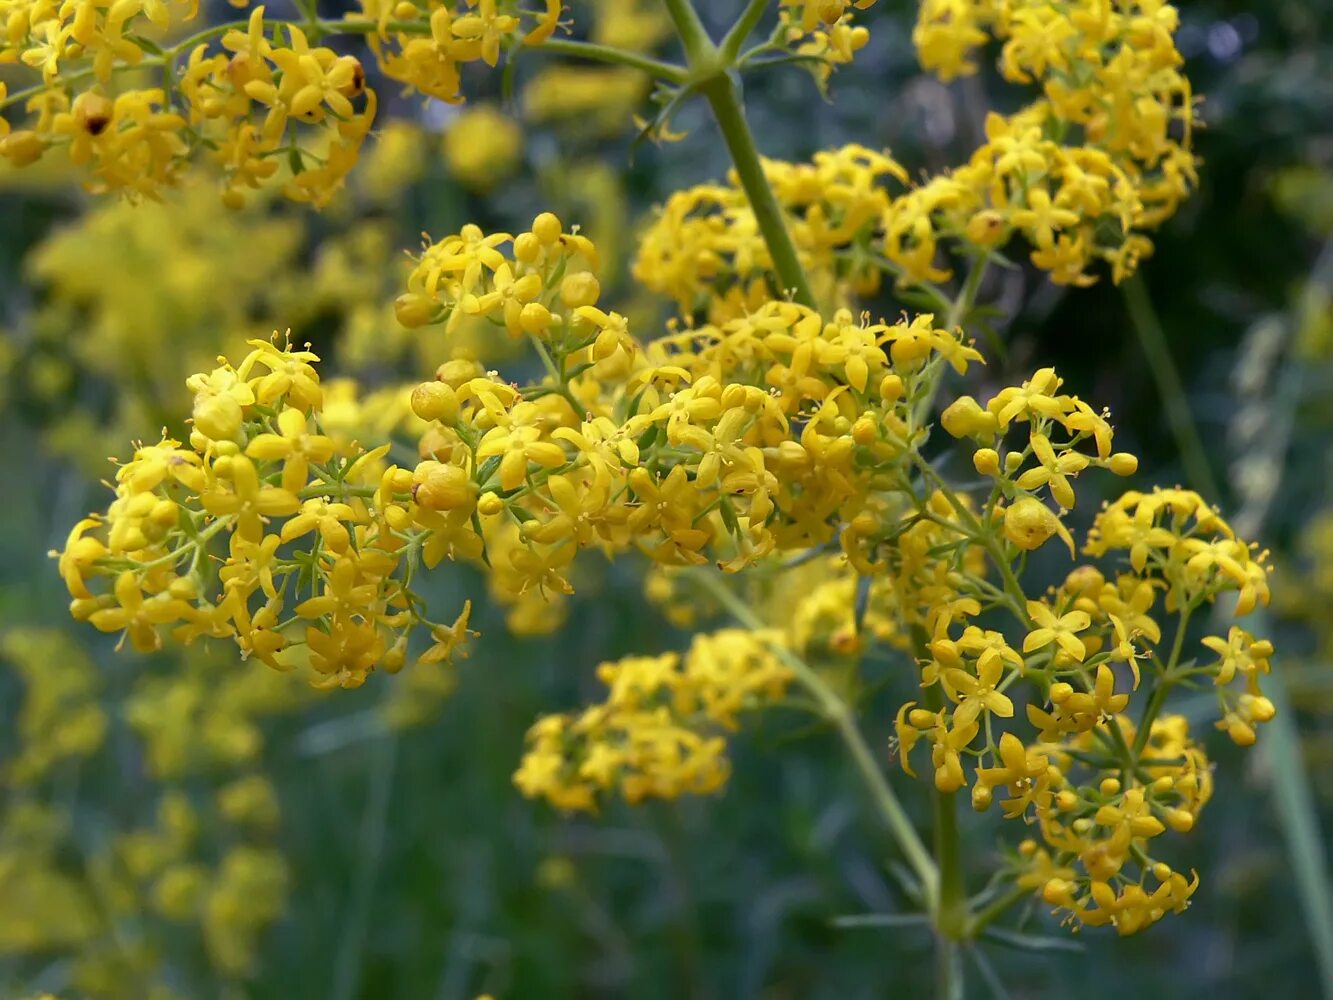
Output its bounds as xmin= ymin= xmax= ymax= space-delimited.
xmin=2 ymin=629 xmax=108 ymax=783
xmin=355 ymin=120 xmax=427 ymax=203
xmin=515 ymin=628 xmax=792 ymax=810
xmin=442 ymin=104 xmax=524 ymax=192
xmin=0 ymin=803 xmax=101 ymax=954
xmin=523 ymin=66 xmax=652 ymax=137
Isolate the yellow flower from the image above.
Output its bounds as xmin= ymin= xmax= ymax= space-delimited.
xmin=943 ymin=652 xmax=1014 ymax=728
xmin=1003 ymin=496 xmax=1074 ymax=556
xmin=245 ymin=407 xmax=336 ymax=494
xmin=200 ymin=455 xmax=301 ymax=543
xmin=1022 ymin=600 xmax=1091 ymax=661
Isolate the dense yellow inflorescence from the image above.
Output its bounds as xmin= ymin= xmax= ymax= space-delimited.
xmin=31 ymin=0 xmax=1278 ymax=950
xmin=638 ymin=0 xmax=1196 ymax=309
xmin=58 ymin=199 xmax=1276 ymax=935
xmin=0 ymin=0 xmax=876 ymax=202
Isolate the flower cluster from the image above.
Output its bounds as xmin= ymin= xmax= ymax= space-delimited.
xmin=0 ymin=0 xmax=558 ymax=202
xmin=56 ymin=335 xmax=475 ymax=689
xmin=634 ymin=144 xmax=912 ymax=314
xmin=514 ymin=628 xmax=792 ymax=810
xmin=637 ymin=0 xmax=1196 ymax=311
xmin=179 ymin=7 xmax=376 ymax=207
xmin=776 ymin=0 xmax=878 ymax=82
xmin=908 ymin=0 xmax=1197 ymax=283
xmin=889 ymin=470 xmax=1273 ymax=933
xmin=39 ymin=0 xmax=1277 ymax=954
xmin=354 ymin=0 xmax=559 ymax=104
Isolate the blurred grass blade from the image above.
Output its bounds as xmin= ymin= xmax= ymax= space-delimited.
xmin=831 ymin=913 xmax=929 ymax=929
xmin=967 ymin=944 xmax=1015 ymax=1000
xmin=981 ymin=926 xmax=1084 ymax=954
xmin=1262 ymin=668 xmax=1333 ymax=998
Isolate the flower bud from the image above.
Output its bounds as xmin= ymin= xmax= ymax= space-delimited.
xmin=965 ymin=209 xmax=1007 ymax=247
xmin=1165 ymin=808 xmax=1194 ymax=833
xmin=73 ymin=91 xmax=114 ymax=136
xmin=940 ymin=395 xmax=996 ymax=438
xmin=973 ymin=448 xmax=1000 ymax=476
xmin=411 ymin=381 xmax=458 ymax=423
xmin=1042 ymin=878 xmax=1074 ymax=906
xmin=192 ymin=393 xmax=242 ymax=441
xmin=1108 ymin=452 xmax=1138 ymax=476
xmin=382 ymin=636 xmax=408 ymax=674
xmin=1063 ymin=565 xmax=1105 ymax=596
xmin=413 ymin=462 xmax=476 ymax=511
xmin=1224 ymin=715 xmax=1256 ymax=746
xmin=1003 ymin=496 xmax=1060 ymax=551
xmin=394 ymin=292 xmax=437 ymax=328
xmin=477 ymin=491 xmax=504 ymax=517
xmin=335 ymin=55 xmax=366 ymax=97
xmin=0 ymin=130 xmax=47 ymax=166
xmin=382 ymin=467 xmax=414 ymax=494
xmin=560 ymin=272 xmax=600 ymax=308
xmin=1237 ymin=692 xmax=1275 ymax=724
xmin=851 ymin=416 xmax=877 ymax=445
xmin=971 ymin=782 xmax=993 ymax=811
xmin=435 ymin=359 xmax=482 ymax=388
xmin=520 ymin=301 xmax=554 ymax=334
xmin=532 ymin=212 xmax=562 ymax=245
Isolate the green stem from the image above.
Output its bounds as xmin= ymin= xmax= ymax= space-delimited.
xmin=300 ymin=484 xmax=378 ymax=500
xmin=524 ymin=332 xmax=584 ymax=415
xmin=698 ymin=72 xmax=816 ymax=308
xmin=922 ymin=657 xmax=968 ymax=945
xmin=661 ymin=0 xmax=716 ymax=62
xmin=720 ymin=0 xmax=770 ymax=63
xmin=946 ymin=257 xmax=989 ymax=333
xmin=660 ymin=0 xmax=816 ymax=309
xmin=934 ymin=788 xmax=966 ymax=930
xmin=530 ymin=38 xmax=688 ymax=82
xmin=934 ymin=936 xmax=963 ymax=1000
xmin=1121 ymin=274 xmax=1221 ymax=501
xmin=691 ymin=570 xmax=939 ymax=902
xmin=330 ymin=726 xmax=399 ymax=1000
xmin=1130 ymin=602 xmax=1192 ymax=756
xmin=912 ymin=257 xmax=990 ymax=427
xmin=966 ymin=886 xmax=1028 ymax=937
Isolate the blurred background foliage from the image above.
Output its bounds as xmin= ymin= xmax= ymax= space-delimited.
xmin=2 ymin=0 xmax=1333 ymax=997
